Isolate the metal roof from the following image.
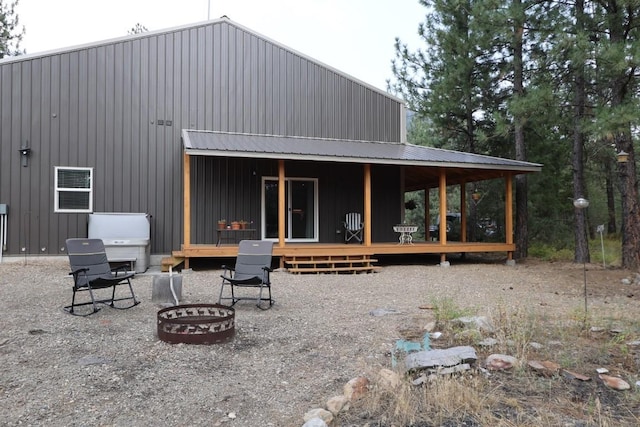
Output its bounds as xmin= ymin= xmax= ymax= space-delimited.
xmin=182 ymin=129 xmax=542 ymax=172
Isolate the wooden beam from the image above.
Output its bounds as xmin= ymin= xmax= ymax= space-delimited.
xmin=505 ymin=174 xmax=514 ymax=259
xmin=460 ymin=181 xmax=467 ymax=242
xmin=425 ymin=188 xmax=430 ymax=241
xmin=278 ymin=160 xmax=285 ymax=248
xmin=183 ymin=151 xmax=191 ymax=269
xmin=439 ymin=169 xmax=447 ymax=244
xmin=364 ymin=163 xmax=372 ymax=246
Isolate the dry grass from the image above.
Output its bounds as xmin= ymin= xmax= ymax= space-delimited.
xmin=339 ymin=303 xmax=640 ymax=427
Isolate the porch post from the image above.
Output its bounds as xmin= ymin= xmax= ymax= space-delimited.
xmin=364 ymin=163 xmax=372 ymax=246
xmin=425 ymin=188 xmax=430 ymax=241
xmin=183 ymin=151 xmax=191 ymax=269
xmin=505 ymin=173 xmax=514 ymax=260
xmin=278 ymin=160 xmax=286 ymax=248
xmin=460 ymin=182 xmax=467 ymax=242
xmin=439 ymin=169 xmax=448 ymax=265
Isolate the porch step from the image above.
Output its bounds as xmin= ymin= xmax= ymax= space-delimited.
xmin=284 ymin=254 xmax=380 ymax=274
xmin=161 ymin=255 xmax=185 ymax=272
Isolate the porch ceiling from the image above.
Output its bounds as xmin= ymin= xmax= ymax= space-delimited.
xmin=182 ymin=130 xmax=542 ymax=188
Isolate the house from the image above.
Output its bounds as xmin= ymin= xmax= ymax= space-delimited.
xmin=0 ymin=17 xmax=541 ymax=271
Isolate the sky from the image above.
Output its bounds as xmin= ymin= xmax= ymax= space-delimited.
xmin=15 ymin=0 xmax=427 ymax=92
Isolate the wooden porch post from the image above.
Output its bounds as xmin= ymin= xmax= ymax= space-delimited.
xmin=278 ymin=160 xmax=286 ymax=248
xmin=183 ymin=151 xmax=191 ymax=269
xmin=439 ymin=169 xmax=448 ymax=264
xmin=460 ymin=182 xmax=467 ymax=242
xmin=505 ymin=173 xmax=514 ymax=260
xmin=425 ymin=188 xmax=430 ymax=241
xmin=364 ymin=163 xmax=372 ymax=246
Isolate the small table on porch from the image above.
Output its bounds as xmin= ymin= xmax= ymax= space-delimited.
xmin=216 ymin=228 xmax=257 ymax=246
xmin=393 ymin=225 xmax=418 ymax=245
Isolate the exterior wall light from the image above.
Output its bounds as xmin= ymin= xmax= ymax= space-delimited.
xmin=18 ymin=146 xmax=31 ymax=167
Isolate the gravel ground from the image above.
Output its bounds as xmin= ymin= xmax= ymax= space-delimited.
xmin=1 ymin=256 xmax=638 ymax=426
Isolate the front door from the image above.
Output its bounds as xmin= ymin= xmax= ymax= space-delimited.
xmin=262 ymin=177 xmax=318 ymax=242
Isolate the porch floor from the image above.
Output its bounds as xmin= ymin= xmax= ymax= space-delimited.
xmin=165 ymin=241 xmax=515 ymax=271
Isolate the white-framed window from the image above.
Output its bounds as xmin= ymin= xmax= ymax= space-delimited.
xmin=54 ymin=167 xmax=93 ymax=213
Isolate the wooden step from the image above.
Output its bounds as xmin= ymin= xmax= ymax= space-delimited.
xmin=283 ymin=253 xmax=380 ymax=274
xmin=287 ymin=265 xmax=381 ymax=274
xmin=161 ymin=255 xmax=185 ymax=272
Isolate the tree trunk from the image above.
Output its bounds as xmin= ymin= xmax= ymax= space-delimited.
xmin=605 ymin=159 xmax=617 ymax=234
xmin=572 ymin=0 xmax=590 ymax=264
xmin=513 ymin=0 xmax=528 ymax=259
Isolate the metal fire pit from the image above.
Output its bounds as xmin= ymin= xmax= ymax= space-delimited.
xmin=157 ymin=304 xmax=235 ymax=345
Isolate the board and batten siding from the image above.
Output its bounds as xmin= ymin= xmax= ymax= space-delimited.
xmin=0 ymin=19 xmax=404 ymax=255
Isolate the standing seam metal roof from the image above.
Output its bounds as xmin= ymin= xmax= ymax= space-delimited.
xmin=182 ymin=130 xmax=542 ymax=172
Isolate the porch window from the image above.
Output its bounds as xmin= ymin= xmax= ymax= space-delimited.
xmin=54 ymin=166 xmax=93 ymax=213
xmin=262 ymin=177 xmax=318 ymax=242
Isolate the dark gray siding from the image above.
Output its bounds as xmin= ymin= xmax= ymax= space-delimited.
xmin=189 ymin=158 xmax=402 ymax=244
xmin=0 ymin=20 xmax=404 ymax=255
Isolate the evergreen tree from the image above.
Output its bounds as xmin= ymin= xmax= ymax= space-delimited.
xmin=0 ymin=0 xmax=25 ymax=59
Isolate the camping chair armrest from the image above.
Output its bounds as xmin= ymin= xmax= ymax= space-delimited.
xmin=220 ymin=264 xmax=235 ymax=279
xmin=110 ymin=264 xmax=130 ymax=276
xmin=69 ymin=268 xmax=89 ymax=279
xmin=262 ymin=266 xmax=273 ymax=272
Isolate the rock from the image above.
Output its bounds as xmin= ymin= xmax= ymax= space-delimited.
xmin=485 ymin=354 xmax=518 ymax=371
xmin=424 ymin=321 xmax=436 ymax=331
xmin=302 ymin=416 xmax=328 ymax=427
xmin=453 ymin=316 xmax=495 ymax=332
xmin=404 ymin=346 xmax=477 ymax=371
xmin=430 ymin=331 xmax=442 ymax=340
xmin=596 ymin=367 xmax=609 ymax=374
xmin=369 ymin=308 xmax=401 ymax=316
xmin=621 ymin=278 xmax=632 ymax=285
xmin=303 ymin=408 xmax=333 ymax=424
xmin=527 ymin=360 xmax=560 ymax=377
xmin=626 ymin=340 xmax=640 ymax=347
xmin=479 ymin=338 xmax=498 ymax=347
xmin=590 ymin=326 xmax=605 ymax=333
xmin=378 ymin=368 xmax=402 ymax=389
xmin=599 ymin=374 xmax=631 ymax=390
xmin=344 ymin=376 xmax=370 ymax=401
xmin=326 ymin=395 xmax=350 ymax=415
xmin=562 ymin=369 xmax=591 ymax=381
xmin=528 ymin=342 xmax=543 ymax=350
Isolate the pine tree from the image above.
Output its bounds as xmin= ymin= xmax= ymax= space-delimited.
xmin=0 ymin=0 xmax=25 ymax=59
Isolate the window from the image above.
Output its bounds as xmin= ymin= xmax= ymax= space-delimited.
xmin=54 ymin=167 xmax=93 ymax=213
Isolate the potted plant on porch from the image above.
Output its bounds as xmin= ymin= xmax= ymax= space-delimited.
xmin=217 ymin=219 xmax=227 ymax=230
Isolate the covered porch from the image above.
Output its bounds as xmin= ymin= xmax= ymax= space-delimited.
xmin=169 ymin=131 xmax=540 ymax=271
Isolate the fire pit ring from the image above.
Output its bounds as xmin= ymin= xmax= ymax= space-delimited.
xmin=157 ymin=304 xmax=235 ymax=345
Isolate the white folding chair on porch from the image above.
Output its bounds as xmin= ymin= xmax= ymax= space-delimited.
xmin=343 ymin=212 xmax=364 ymax=243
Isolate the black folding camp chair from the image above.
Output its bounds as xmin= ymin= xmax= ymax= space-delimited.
xmin=64 ymin=238 xmax=140 ymax=316
xmin=218 ymin=240 xmax=274 ymax=309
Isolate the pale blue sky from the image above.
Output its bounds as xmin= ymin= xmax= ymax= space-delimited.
xmin=16 ymin=0 xmax=427 ymax=91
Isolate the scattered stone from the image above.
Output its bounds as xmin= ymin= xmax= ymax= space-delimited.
xmin=626 ymin=340 xmax=640 ymax=347
xmin=596 ymin=367 xmax=609 ymax=374
xmin=636 ymin=381 xmax=640 ymax=388
xmin=369 ymin=308 xmax=401 ymax=317
xmin=430 ymin=332 xmax=442 ymax=340
xmin=343 ymin=376 xmax=370 ymax=401
xmin=621 ymin=278 xmax=632 ymax=286
xmin=377 ymin=368 xmax=402 ymax=389
xmin=453 ymin=316 xmax=495 ymax=333
xmin=303 ymin=408 xmax=333 ymax=424
xmin=227 ymin=412 xmax=236 ymax=419
xmin=548 ymin=340 xmax=563 ymax=347
xmin=423 ymin=321 xmax=436 ymax=331
xmin=302 ymin=415 xmax=329 ymax=427
xmin=404 ymin=346 xmax=477 ymax=371
xmin=485 ymin=354 xmax=518 ymax=371
xmin=528 ymin=360 xmax=560 ymax=377
xmin=432 ymin=363 xmax=471 ymax=375
xmin=326 ymin=395 xmax=350 ymax=415
xmin=610 ymin=328 xmax=623 ymax=334
xmin=562 ymin=369 xmax=591 ymax=381
xmin=590 ymin=326 xmax=605 ymax=333
xmin=528 ymin=342 xmax=543 ymax=350
xmin=599 ymin=374 xmax=631 ymax=390
xmin=478 ymin=338 xmax=498 ymax=347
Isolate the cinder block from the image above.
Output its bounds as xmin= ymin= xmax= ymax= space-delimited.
xmin=152 ymin=274 xmax=183 ymax=304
